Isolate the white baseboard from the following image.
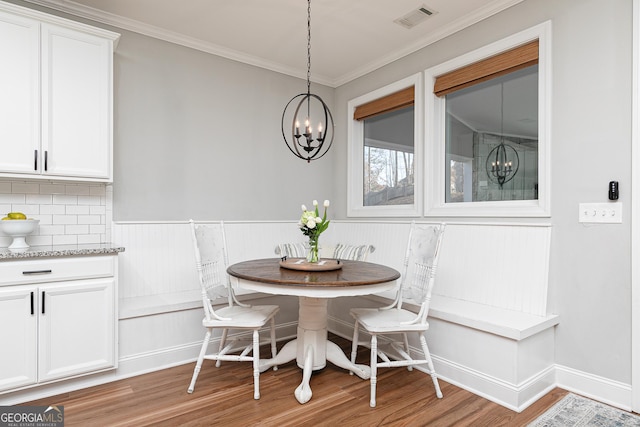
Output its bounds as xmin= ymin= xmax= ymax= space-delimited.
xmin=4 ymin=317 xmax=633 ymax=413
xmin=329 ymin=315 xmax=554 ymax=413
xmin=331 ymin=315 xmax=635 ymax=413
xmin=432 ymin=355 xmax=556 ymax=412
xmin=0 ymin=322 xmax=298 ymax=406
xmin=555 ymin=364 xmax=633 ymax=411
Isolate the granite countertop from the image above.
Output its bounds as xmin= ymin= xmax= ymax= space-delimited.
xmin=0 ymin=243 xmax=125 ymax=260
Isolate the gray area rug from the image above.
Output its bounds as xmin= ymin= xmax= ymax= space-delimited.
xmin=528 ymin=393 xmax=640 ymax=426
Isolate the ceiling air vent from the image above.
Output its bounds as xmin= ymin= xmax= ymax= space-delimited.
xmin=394 ymin=5 xmax=437 ymax=29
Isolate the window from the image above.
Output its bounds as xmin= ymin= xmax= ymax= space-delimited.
xmin=425 ymin=22 xmax=550 ymax=217
xmin=348 ymin=73 xmax=422 ymax=217
xmin=363 ymin=107 xmax=415 ymax=206
xmin=446 ymin=65 xmax=539 ymax=203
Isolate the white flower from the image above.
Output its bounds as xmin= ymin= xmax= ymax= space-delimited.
xmin=301 ymin=204 xmax=307 ymax=212
xmin=324 ymin=200 xmax=330 ymax=208
xmin=315 ymin=217 xmax=322 ymax=223
xmin=306 ymin=219 xmax=316 ymax=229
xmin=313 ymin=200 xmax=318 ymax=206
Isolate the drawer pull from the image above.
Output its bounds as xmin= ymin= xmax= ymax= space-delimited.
xmin=22 ymin=269 xmax=53 ymax=275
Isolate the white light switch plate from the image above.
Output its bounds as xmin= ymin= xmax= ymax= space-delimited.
xmin=578 ymin=202 xmax=622 ymax=223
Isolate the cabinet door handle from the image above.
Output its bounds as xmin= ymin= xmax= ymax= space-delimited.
xmin=22 ymin=270 xmax=52 ymax=275
xmin=44 ymin=150 xmax=48 ymax=171
xmin=30 ymin=291 xmax=34 ymax=315
xmin=42 ymin=291 xmax=45 ymax=314
xmin=34 ymin=149 xmax=38 ymax=171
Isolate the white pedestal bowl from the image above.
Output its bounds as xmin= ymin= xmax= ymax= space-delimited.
xmin=0 ymin=219 xmax=39 ymax=250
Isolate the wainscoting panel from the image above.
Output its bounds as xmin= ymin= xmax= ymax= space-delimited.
xmin=224 ymin=221 xmax=302 ymax=263
xmin=435 ymin=223 xmax=552 ymax=316
xmin=112 ymin=221 xmax=305 ymax=318
xmin=112 ymin=222 xmax=197 ymax=300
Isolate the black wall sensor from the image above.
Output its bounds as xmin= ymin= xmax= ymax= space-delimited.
xmin=609 ymin=181 xmax=619 ymax=200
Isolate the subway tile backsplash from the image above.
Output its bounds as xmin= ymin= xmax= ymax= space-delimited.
xmin=0 ymin=180 xmax=112 ymax=248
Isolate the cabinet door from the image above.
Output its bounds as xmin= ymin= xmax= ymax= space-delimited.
xmin=39 ymin=278 xmax=115 ymax=382
xmin=0 ymin=286 xmax=37 ymax=392
xmin=41 ymin=23 xmax=112 ymax=180
xmin=0 ymin=11 xmax=40 ymax=175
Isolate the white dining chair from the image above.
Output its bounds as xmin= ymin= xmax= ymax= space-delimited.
xmin=274 ymin=242 xmax=375 ymax=261
xmin=349 ymin=222 xmax=446 ymax=407
xmin=187 ymin=220 xmax=279 ymax=399
xmin=274 ymin=242 xmax=307 ymax=258
xmin=332 ymin=243 xmax=375 ymax=261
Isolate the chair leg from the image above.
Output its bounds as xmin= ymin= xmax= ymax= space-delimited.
xmin=269 ymin=317 xmax=278 ymax=371
xmin=403 ymin=332 xmax=412 ymax=371
xmin=216 ymin=328 xmax=228 ymax=368
xmin=349 ymin=319 xmax=360 ymax=375
xmin=187 ymin=329 xmax=211 ymax=393
xmin=419 ymin=333 xmax=443 ymax=398
xmin=252 ymin=329 xmax=260 ymax=400
xmin=370 ymin=334 xmax=378 ymax=408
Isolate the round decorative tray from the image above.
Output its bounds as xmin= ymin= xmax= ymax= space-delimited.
xmin=279 ymin=258 xmax=343 ymax=271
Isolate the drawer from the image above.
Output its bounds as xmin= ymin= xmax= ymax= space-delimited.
xmin=0 ymin=256 xmax=115 ymax=286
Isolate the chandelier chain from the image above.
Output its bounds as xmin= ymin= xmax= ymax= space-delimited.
xmin=500 ymin=82 xmax=504 ymax=141
xmin=306 ymin=0 xmax=311 ymax=95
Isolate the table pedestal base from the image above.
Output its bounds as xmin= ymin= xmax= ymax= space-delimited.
xmin=259 ymin=296 xmax=371 ymax=404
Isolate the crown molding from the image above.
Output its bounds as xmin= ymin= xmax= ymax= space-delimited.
xmin=333 ymin=0 xmax=525 ymax=87
xmin=22 ymin=0 xmax=523 ymax=88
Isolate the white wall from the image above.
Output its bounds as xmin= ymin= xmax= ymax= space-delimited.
xmin=333 ymin=0 xmax=633 ymax=386
xmin=111 ymin=27 xmax=336 ymax=221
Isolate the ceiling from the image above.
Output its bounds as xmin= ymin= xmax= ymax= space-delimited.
xmin=25 ymin=0 xmax=523 ymax=87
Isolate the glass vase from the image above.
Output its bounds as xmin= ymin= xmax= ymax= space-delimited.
xmin=306 ymin=236 xmax=319 ymax=263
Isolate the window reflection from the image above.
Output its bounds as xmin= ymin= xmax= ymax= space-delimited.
xmin=445 ymin=65 xmax=538 ymax=203
xmin=363 ymin=107 xmax=414 ymax=206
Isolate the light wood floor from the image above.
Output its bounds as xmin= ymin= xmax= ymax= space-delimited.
xmin=24 ymin=335 xmax=568 ymax=426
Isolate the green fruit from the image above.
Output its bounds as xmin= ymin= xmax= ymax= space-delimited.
xmin=1 ymin=217 xmax=11 ymax=220
xmin=7 ymin=212 xmax=26 ymax=220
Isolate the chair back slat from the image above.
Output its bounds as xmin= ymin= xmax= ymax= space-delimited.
xmin=275 ymin=242 xmax=376 ymax=262
xmin=399 ymin=222 xmax=446 ymax=317
xmin=332 ymin=244 xmax=375 ymax=261
xmin=190 ymin=220 xmax=232 ymax=318
xmin=275 ymin=242 xmax=307 ymax=258
xmin=409 ymin=262 xmax=433 ymax=303
xmin=200 ymin=260 xmax=227 ymax=300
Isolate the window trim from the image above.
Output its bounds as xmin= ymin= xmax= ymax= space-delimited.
xmin=348 ymin=73 xmax=423 ymax=217
xmin=424 ymin=21 xmax=551 ymax=217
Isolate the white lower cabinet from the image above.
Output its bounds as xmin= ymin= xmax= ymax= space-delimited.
xmin=0 ymin=256 xmax=117 ymax=393
xmin=0 ymin=286 xmax=38 ymax=391
xmin=39 ymin=278 xmax=115 ymax=382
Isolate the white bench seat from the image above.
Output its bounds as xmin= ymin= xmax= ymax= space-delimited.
xmin=429 ymin=295 xmax=560 ymax=341
xmin=325 ymin=221 xmax=559 ymax=412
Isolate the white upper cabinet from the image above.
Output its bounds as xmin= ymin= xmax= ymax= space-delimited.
xmin=0 ymin=11 xmax=40 ymax=175
xmin=42 ymin=24 xmax=112 ymax=179
xmin=0 ymin=3 xmax=120 ymax=182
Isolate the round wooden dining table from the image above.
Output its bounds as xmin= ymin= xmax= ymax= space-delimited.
xmin=227 ymin=258 xmax=400 ymax=404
